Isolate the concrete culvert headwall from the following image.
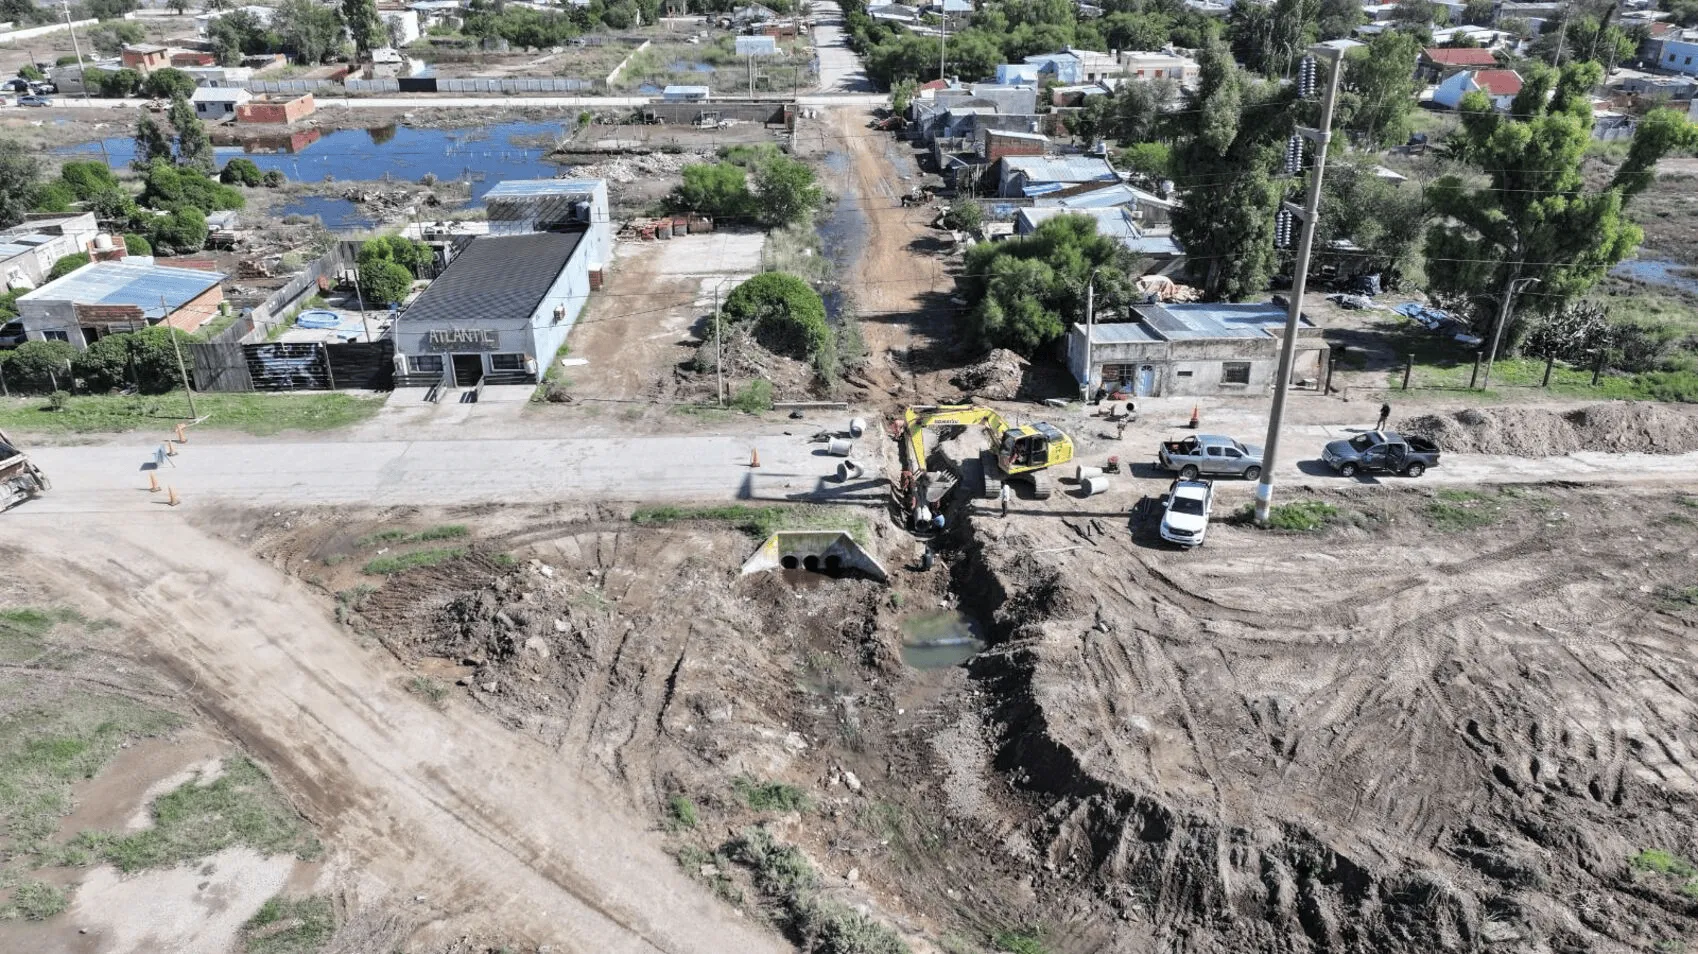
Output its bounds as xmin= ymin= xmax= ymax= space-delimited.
xmin=741 ymin=531 xmax=888 ymax=582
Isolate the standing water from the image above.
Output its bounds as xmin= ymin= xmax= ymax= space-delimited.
xmin=898 ymin=610 xmax=986 ymax=669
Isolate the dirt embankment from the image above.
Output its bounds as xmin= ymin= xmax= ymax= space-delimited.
xmin=1404 ymin=402 xmax=1698 ymax=456
xmin=950 ymin=487 xmax=1698 ymax=953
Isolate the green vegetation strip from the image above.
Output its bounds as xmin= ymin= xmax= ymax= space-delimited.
xmin=722 ymin=826 xmax=908 ymax=954
xmin=71 ymin=756 xmax=317 ymax=873
xmin=631 ymin=504 xmax=867 ymax=543
xmin=0 ymin=606 xmax=84 ymax=664
xmin=0 ymin=393 xmax=383 ymax=436
xmin=0 ymin=682 xmax=181 ymax=856
xmin=355 ymin=525 xmax=469 ymax=548
xmin=1631 ymin=849 xmax=1698 ymax=897
xmin=362 ymin=548 xmax=466 ymax=575
xmin=241 ymin=895 xmax=336 ymax=954
xmin=733 ymin=777 xmax=809 ymax=814
xmin=0 ymin=880 xmax=67 ymax=921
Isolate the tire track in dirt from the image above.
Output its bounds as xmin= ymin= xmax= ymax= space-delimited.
xmin=11 ymin=513 xmax=790 ymax=954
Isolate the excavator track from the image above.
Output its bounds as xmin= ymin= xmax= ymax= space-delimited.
xmin=1025 ymin=469 xmax=1053 ymax=500
xmin=979 ymin=451 xmax=1003 ymax=500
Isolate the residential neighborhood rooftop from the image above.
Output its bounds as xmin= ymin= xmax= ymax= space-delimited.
xmin=1423 ymin=46 xmax=1498 ymax=66
xmin=1133 ymin=301 xmax=1312 ymax=340
xmin=18 ymin=261 xmax=225 ymax=320
xmin=398 ymin=230 xmax=585 ymax=324
xmin=1472 ymin=69 xmax=1525 ymax=96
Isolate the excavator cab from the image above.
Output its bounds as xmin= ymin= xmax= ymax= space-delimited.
xmin=998 ymin=422 xmax=1070 ymax=475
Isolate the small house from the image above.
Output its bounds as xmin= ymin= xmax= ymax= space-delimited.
xmin=120 ymin=44 xmax=170 ymax=74
xmin=1432 ymin=69 xmax=1523 ymax=111
xmin=1417 ymin=46 xmax=1498 ymax=83
xmin=1065 ymin=302 xmax=1327 ymax=397
xmin=996 ymin=154 xmax=1118 ymax=198
xmin=189 ymin=86 xmax=252 ymax=120
xmin=662 ymin=85 xmax=710 ymax=102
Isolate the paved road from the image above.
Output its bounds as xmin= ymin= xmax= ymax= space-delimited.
xmin=23 ymin=426 xmax=1698 ymax=515
xmin=811 ymin=5 xmax=876 ymax=93
xmin=26 ymin=433 xmax=867 ymax=513
xmin=17 ymin=92 xmax=885 ymax=111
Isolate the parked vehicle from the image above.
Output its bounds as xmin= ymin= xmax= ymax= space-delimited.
xmin=0 ymin=430 xmax=51 ymax=512
xmin=17 ymin=95 xmax=53 ymax=107
xmin=1158 ymin=434 xmax=1263 ymax=480
xmin=1 ymin=78 xmax=28 ymax=92
xmin=1159 ymin=478 xmax=1213 ymax=547
xmin=30 ymin=82 xmax=57 ymax=94
xmin=1321 ymin=431 xmax=1441 ymax=478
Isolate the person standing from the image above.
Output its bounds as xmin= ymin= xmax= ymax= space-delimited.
xmin=1376 ymin=402 xmax=1391 ymax=432
xmin=1000 ymin=482 xmax=1011 ymax=518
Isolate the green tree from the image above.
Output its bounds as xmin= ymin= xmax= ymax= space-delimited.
xmin=1461 ymin=0 xmax=1494 ymax=24
xmin=273 ymin=0 xmax=346 ymax=63
xmin=672 ymin=162 xmax=751 ymax=219
xmin=1230 ymin=0 xmax=1318 ymax=78
xmin=1341 ymin=30 xmax=1421 ymax=147
xmin=73 ymin=326 xmax=188 ymax=393
xmin=141 ymin=67 xmax=197 ymax=100
xmin=342 ymin=0 xmax=385 ymax=56
xmin=722 ymin=272 xmax=834 ymax=372
xmin=359 ymin=259 xmax=414 ymax=306
xmin=58 ymin=160 xmax=120 ymax=199
xmin=89 ymin=66 xmax=142 ymax=97
xmin=1119 ymin=142 xmax=1173 ymax=180
xmin=168 ymin=96 xmax=216 ymax=174
xmin=960 ymin=214 xmax=1136 ymax=356
xmin=133 ymin=113 xmax=174 ymax=171
xmin=122 ymin=232 xmax=152 ymax=255
xmin=220 ymin=157 xmax=265 ymax=186
xmin=1425 ymin=62 xmax=1695 ymax=353
xmin=31 ymin=181 xmax=76 ymax=213
xmin=48 ymin=253 xmax=91 ymax=281
xmin=141 ymin=160 xmax=244 ymax=213
xmin=357 ymin=234 xmax=433 ymax=273
xmin=942 ymin=201 xmax=985 ymax=237
xmin=1171 ymin=42 xmax=1291 ymax=300
xmin=890 ymin=77 xmax=918 ymax=115
xmin=0 ymin=139 xmax=43 ymax=228
xmin=750 ymin=155 xmax=823 ymax=228
xmin=1315 ymin=158 xmax=1429 ymax=278
xmin=149 ymin=206 xmax=209 ymax=254
xmin=1316 ymin=0 xmax=1364 ymax=39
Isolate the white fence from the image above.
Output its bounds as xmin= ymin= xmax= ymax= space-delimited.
xmin=0 ymin=18 xmax=97 ymax=45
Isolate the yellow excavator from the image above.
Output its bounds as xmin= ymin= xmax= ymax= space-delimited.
xmin=895 ymin=404 xmax=1074 ymax=520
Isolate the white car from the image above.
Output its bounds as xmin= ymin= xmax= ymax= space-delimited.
xmin=1159 ymin=478 xmax=1213 ymax=548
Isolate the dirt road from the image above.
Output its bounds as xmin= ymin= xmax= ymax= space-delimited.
xmin=817 ymin=107 xmax=962 ymax=397
xmin=6 ymin=511 xmax=789 ymax=954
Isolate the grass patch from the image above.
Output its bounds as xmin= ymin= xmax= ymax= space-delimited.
xmin=72 ymin=756 xmax=316 ymax=873
xmin=1631 ymin=849 xmax=1698 ymax=897
xmin=0 ymin=686 xmax=181 ymax=856
xmin=405 ymin=675 xmax=449 ymax=707
xmin=1425 ymin=500 xmax=1499 ymax=531
xmin=241 ymin=894 xmax=336 ymax=954
xmin=631 ymin=504 xmax=868 ymax=544
xmin=0 ymin=606 xmax=85 ymax=664
xmin=355 ymin=525 xmax=468 ymax=549
xmin=361 ymin=547 xmax=466 ymax=575
xmin=733 ymin=777 xmax=809 ymax=813
xmin=0 ymin=392 xmax=383 ymax=436
xmin=992 ymin=929 xmax=1049 ymax=954
xmin=708 ymin=826 xmax=908 ymax=953
xmin=730 ymin=378 xmax=775 ymax=414
xmin=196 ymin=309 xmax=240 ymax=341
xmin=0 ymin=879 xmax=68 ymax=921
xmin=666 ymin=794 xmax=699 ymax=831
xmin=1259 ymin=500 xmax=1339 ymax=532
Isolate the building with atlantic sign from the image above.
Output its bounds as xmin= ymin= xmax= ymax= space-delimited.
xmin=391 ymin=178 xmax=608 ymax=388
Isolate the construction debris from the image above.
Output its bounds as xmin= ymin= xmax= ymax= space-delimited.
xmin=950 ymin=348 xmax=1028 ymax=401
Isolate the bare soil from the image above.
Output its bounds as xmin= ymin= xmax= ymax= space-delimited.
xmin=1405 ymin=402 xmax=1698 ymax=456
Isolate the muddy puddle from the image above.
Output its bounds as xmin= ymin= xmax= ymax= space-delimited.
xmin=898 ymin=610 xmax=986 ymax=668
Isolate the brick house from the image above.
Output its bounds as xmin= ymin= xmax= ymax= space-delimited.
xmin=16 ymin=261 xmax=227 ymax=348
xmin=235 ymin=92 xmax=316 ymax=125
xmin=120 ymin=44 xmax=171 ymax=74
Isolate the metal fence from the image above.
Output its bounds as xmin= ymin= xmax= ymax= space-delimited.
xmin=435 ymin=77 xmax=595 ymax=93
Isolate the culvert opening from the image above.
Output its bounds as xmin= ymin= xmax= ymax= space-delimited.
xmin=803 ymin=555 xmax=821 ymax=571
xmin=825 ymin=554 xmax=842 ymax=571
xmin=781 ymin=555 xmax=800 ymax=570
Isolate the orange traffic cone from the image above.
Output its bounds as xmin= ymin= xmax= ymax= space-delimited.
xmin=1188 ymin=406 xmax=1200 ymax=429
xmin=166 ymin=486 xmax=180 ymax=507
xmin=174 ymin=422 xmax=187 ymax=443
xmin=147 ymin=472 xmax=160 ymax=493
xmin=165 ymin=440 xmax=178 ymax=457
xmin=750 ymin=448 xmax=761 ymax=468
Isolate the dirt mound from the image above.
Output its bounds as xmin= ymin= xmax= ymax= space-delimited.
xmin=950 ymin=349 xmax=1028 ymax=401
xmin=1402 ymin=401 xmax=1698 ymax=456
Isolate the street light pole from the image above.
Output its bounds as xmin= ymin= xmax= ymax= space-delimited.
xmin=1255 ymin=45 xmax=1343 ymax=527
xmin=162 ymin=295 xmax=198 ymax=419
xmin=1481 ymin=273 xmax=1539 ymax=390
xmin=713 ymin=276 xmax=730 ymax=407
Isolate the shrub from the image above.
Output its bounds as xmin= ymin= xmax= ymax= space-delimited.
xmin=72 ymin=326 xmax=190 ymax=394
xmin=140 ymin=67 xmax=197 ymax=101
xmin=730 ymin=377 xmax=774 ymax=413
xmin=941 ymin=201 xmax=984 ymax=237
xmin=262 ymin=169 xmax=286 ymax=187
xmin=47 ymin=390 xmax=69 ymax=411
xmin=220 ymin=158 xmax=265 ymax=186
xmin=59 ymin=160 xmax=120 ymax=200
xmin=47 ymin=253 xmax=90 ymax=281
xmin=357 ymin=234 xmax=433 ymax=274
xmin=122 ymin=232 xmax=151 ymax=256
xmin=733 ymin=776 xmax=810 ymax=812
xmin=672 ymin=162 xmax=751 ymax=219
xmin=666 ymin=795 xmax=698 ymax=830
xmin=358 ymin=259 xmax=414 ymax=308
xmin=3 ymin=340 xmax=78 ymax=392
xmin=722 ymin=272 xmax=833 ymax=371
xmin=31 ymin=182 xmax=76 ymax=214
xmin=150 ymin=206 xmax=209 ymax=255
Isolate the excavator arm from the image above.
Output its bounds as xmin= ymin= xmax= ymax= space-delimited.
xmin=899 ymin=404 xmax=1011 ymax=473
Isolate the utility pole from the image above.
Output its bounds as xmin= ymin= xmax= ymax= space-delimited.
xmin=1083 ymin=267 xmax=1099 ymax=399
xmin=938 ymin=3 xmax=947 ymax=81
xmin=163 ymin=295 xmax=198 ymax=419
xmin=1255 ymin=44 xmax=1343 ymax=527
xmin=714 ymin=277 xmax=728 ymax=407
xmin=1481 ymin=273 xmax=1539 ymax=389
xmin=62 ymin=0 xmax=109 ymax=168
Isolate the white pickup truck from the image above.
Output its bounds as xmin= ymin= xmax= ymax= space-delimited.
xmin=1159 ymin=478 xmax=1213 ymax=548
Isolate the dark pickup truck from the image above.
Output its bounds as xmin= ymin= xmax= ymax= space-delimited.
xmin=1321 ymin=431 xmax=1440 ymax=478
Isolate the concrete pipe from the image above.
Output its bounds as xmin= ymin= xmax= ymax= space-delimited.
xmin=828 ymin=438 xmax=855 ymax=457
xmin=1082 ymin=475 xmax=1112 ymax=496
xmin=849 ymin=417 xmax=867 ymax=437
xmin=1076 ymin=464 xmax=1104 ymax=482
xmin=837 ymin=459 xmax=865 ymax=481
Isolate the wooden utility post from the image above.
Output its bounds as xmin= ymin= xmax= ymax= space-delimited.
xmin=1402 ymin=353 xmax=1413 ymax=390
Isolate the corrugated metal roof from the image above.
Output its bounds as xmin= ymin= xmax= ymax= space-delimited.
xmin=398 ymin=231 xmax=584 ymax=326
xmin=19 ymin=261 xmax=225 ymax=320
xmin=1016 ymin=206 xmax=1137 ymax=238
xmin=1088 ymin=322 xmax=1162 ymax=343
xmin=663 ymin=85 xmax=710 ymax=95
xmin=0 ymin=233 xmax=55 ymax=261
xmin=1134 ymin=302 xmax=1307 ymax=340
xmin=1003 ymin=155 xmax=1118 ymax=185
xmin=735 ymin=36 xmax=778 ymax=55
xmin=484 ymin=179 xmax=604 ymax=199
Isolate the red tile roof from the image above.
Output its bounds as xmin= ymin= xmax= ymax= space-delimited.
xmin=1424 ymin=47 xmax=1499 ymax=67
xmin=1472 ymin=69 xmax=1523 ymax=96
